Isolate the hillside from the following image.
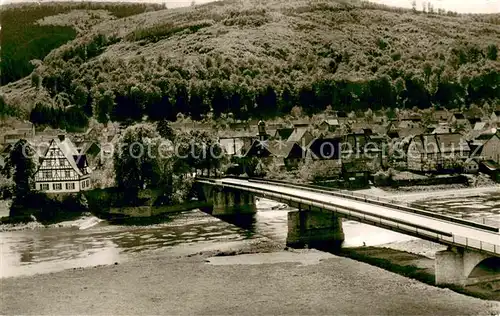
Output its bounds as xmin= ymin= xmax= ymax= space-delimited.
xmin=1 ymin=0 xmax=499 ymax=128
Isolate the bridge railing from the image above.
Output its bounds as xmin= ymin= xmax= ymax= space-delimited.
xmin=244 ymin=178 xmax=499 ymax=233
xmin=197 ymin=178 xmax=500 ymax=256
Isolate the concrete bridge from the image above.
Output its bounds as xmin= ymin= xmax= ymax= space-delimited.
xmin=195 ymin=177 xmax=500 ymax=288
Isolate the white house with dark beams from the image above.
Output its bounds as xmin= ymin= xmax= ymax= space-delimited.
xmin=34 ymin=135 xmax=92 ymax=193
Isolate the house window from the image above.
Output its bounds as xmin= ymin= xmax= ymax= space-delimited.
xmin=86 ymin=180 xmax=90 ymax=187
xmin=40 ymin=184 xmax=49 ymax=191
xmin=65 ymin=183 xmax=75 ymax=190
xmin=45 ymin=160 xmax=52 ymax=167
xmin=82 ymin=181 xmax=86 ymax=189
xmin=53 ymin=183 xmax=62 ymax=191
xmin=65 ymin=171 xmax=71 ymax=178
xmin=43 ymin=171 xmax=51 ymax=179
xmin=59 ymin=159 xmax=66 ymax=167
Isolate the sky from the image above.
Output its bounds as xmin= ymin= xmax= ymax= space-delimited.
xmin=1 ymin=0 xmax=499 ymax=13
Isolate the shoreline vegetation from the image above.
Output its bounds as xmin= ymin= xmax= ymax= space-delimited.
xmin=1 ymin=183 xmax=497 ymax=230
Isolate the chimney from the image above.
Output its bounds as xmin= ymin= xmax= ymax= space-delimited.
xmin=258 ymin=120 xmax=267 ymax=141
xmin=58 ymin=135 xmax=65 ymax=141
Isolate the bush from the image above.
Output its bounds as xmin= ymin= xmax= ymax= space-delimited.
xmin=0 ymin=175 xmax=14 ymax=200
xmin=299 ymin=159 xmax=342 ymax=183
xmin=9 ymin=192 xmax=89 ymax=223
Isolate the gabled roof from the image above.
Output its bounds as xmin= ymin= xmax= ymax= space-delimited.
xmin=398 ymin=127 xmax=426 ymax=138
xmin=274 ymin=128 xmax=294 ymax=141
xmin=74 ymin=155 xmax=88 ymax=169
xmin=307 ymin=138 xmax=342 ymax=160
xmin=410 ymin=134 xmax=439 ymax=154
xmin=452 ymin=113 xmax=466 ymax=120
xmin=287 ymin=128 xmax=310 ymax=143
xmin=245 ymin=139 xmax=303 ymax=159
xmin=473 ymin=122 xmax=487 ymax=131
xmin=435 ymin=133 xmax=470 ymax=153
xmin=267 ymin=141 xmax=303 ymax=158
xmin=41 ymin=137 xmax=83 ymax=176
xmin=481 ymin=160 xmax=500 ymax=171
xmin=476 ymin=130 xmax=499 ymax=141
xmin=291 ymin=120 xmax=309 ymax=127
xmin=12 ymin=122 xmax=34 ymax=130
xmin=323 ymin=119 xmax=340 ymax=126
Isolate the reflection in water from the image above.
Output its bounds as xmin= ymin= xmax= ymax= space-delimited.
xmin=1 ymin=192 xmax=499 ymax=278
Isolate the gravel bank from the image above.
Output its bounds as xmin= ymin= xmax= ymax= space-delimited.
xmin=1 ymin=248 xmax=499 ymax=315
xmin=359 ymin=185 xmax=500 ymax=203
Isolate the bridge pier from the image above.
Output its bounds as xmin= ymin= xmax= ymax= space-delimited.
xmin=435 ymin=247 xmax=500 ymax=287
xmin=286 ymin=210 xmax=344 ymax=250
xmin=200 ymin=185 xmax=256 ymax=216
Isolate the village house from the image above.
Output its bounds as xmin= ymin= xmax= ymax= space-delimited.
xmin=449 ymin=113 xmax=470 ymax=130
xmin=1 ymin=122 xmax=36 ymax=145
xmin=319 ymin=119 xmax=340 ymax=133
xmin=273 ymin=128 xmax=294 ymax=141
xmin=432 ymin=108 xmax=451 ymax=123
xmin=386 ymin=119 xmax=425 ymax=139
xmin=75 ymin=141 xmax=101 ymax=159
xmin=342 ymin=131 xmax=383 ymax=172
xmin=244 ymin=139 xmax=305 ymax=170
xmin=287 ymin=126 xmax=314 ymax=147
xmin=34 ymin=135 xmax=92 ymax=193
xmin=491 ymin=110 xmax=500 ymax=126
xmin=407 ymin=134 xmax=441 ymax=172
xmin=479 ymin=160 xmax=500 ymax=182
xmin=407 ymin=133 xmax=470 ymax=173
xmin=434 ymin=133 xmax=470 ymax=170
xmin=305 ymin=138 xmax=342 ymax=161
xmin=341 ymin=160 xmax=371 ymax=188
xmin=427 ymin=123 xmax=452 ymax=135
xmin=472 ymin=131 xmax=500 ymax=164
xmin=467 ymin=116 xmax=482 ymax=127
xmin=219 ymin=136 xmax=253 ymax=157
xmin=464 ymin=158 xmax=480 ymax=174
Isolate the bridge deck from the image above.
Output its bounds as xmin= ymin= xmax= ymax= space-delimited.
xmin=205 ymin=178 xmax=499 ymax=256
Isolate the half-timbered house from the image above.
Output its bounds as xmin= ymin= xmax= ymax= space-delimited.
xmin=34 ymin=135 xmax=92 ymax=193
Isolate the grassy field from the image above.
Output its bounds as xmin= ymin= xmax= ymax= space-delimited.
xmin=1 ymin=0 xmax=499 ymax=126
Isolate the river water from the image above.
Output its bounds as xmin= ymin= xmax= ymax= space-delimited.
xmin=1 ymin=191 xmax=499 ymax=279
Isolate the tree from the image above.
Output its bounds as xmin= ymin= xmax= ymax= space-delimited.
xmin=114 ymin=124 xmax=159 ymax=203
xmin=290 ymin=105 xmax=303 ymax=118
xmin=411 ymin=0 xmax=417 ymax=12
xmin=7 ymin=140 xmax=35 ymax=201
xmin=31 ymin=72 xmax=41 ymax=89
xmin=157 ymin=120 xmax=175 ymax=140
xmin=487 ymin=44 xmax=498 ymax=61
xmin=93 ymin=89 xmax=115 ymax=123
xmin=72 ymin=82 xmax=89 ymax=107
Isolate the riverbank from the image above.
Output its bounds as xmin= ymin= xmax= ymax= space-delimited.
xmin=0 ymin=214 xmax=102 ymax=232
xmin=339 ymin=245 xmax=500 ymax=301
xmin=1 ymin=245 xmax=499 ymax=315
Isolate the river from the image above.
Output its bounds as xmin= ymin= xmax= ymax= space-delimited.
xmin=1 ymin=190 xmax=499 ymax=279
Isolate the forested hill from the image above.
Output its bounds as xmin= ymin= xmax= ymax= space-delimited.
xmin=1 ymin=0 xmax=499 ymax=129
